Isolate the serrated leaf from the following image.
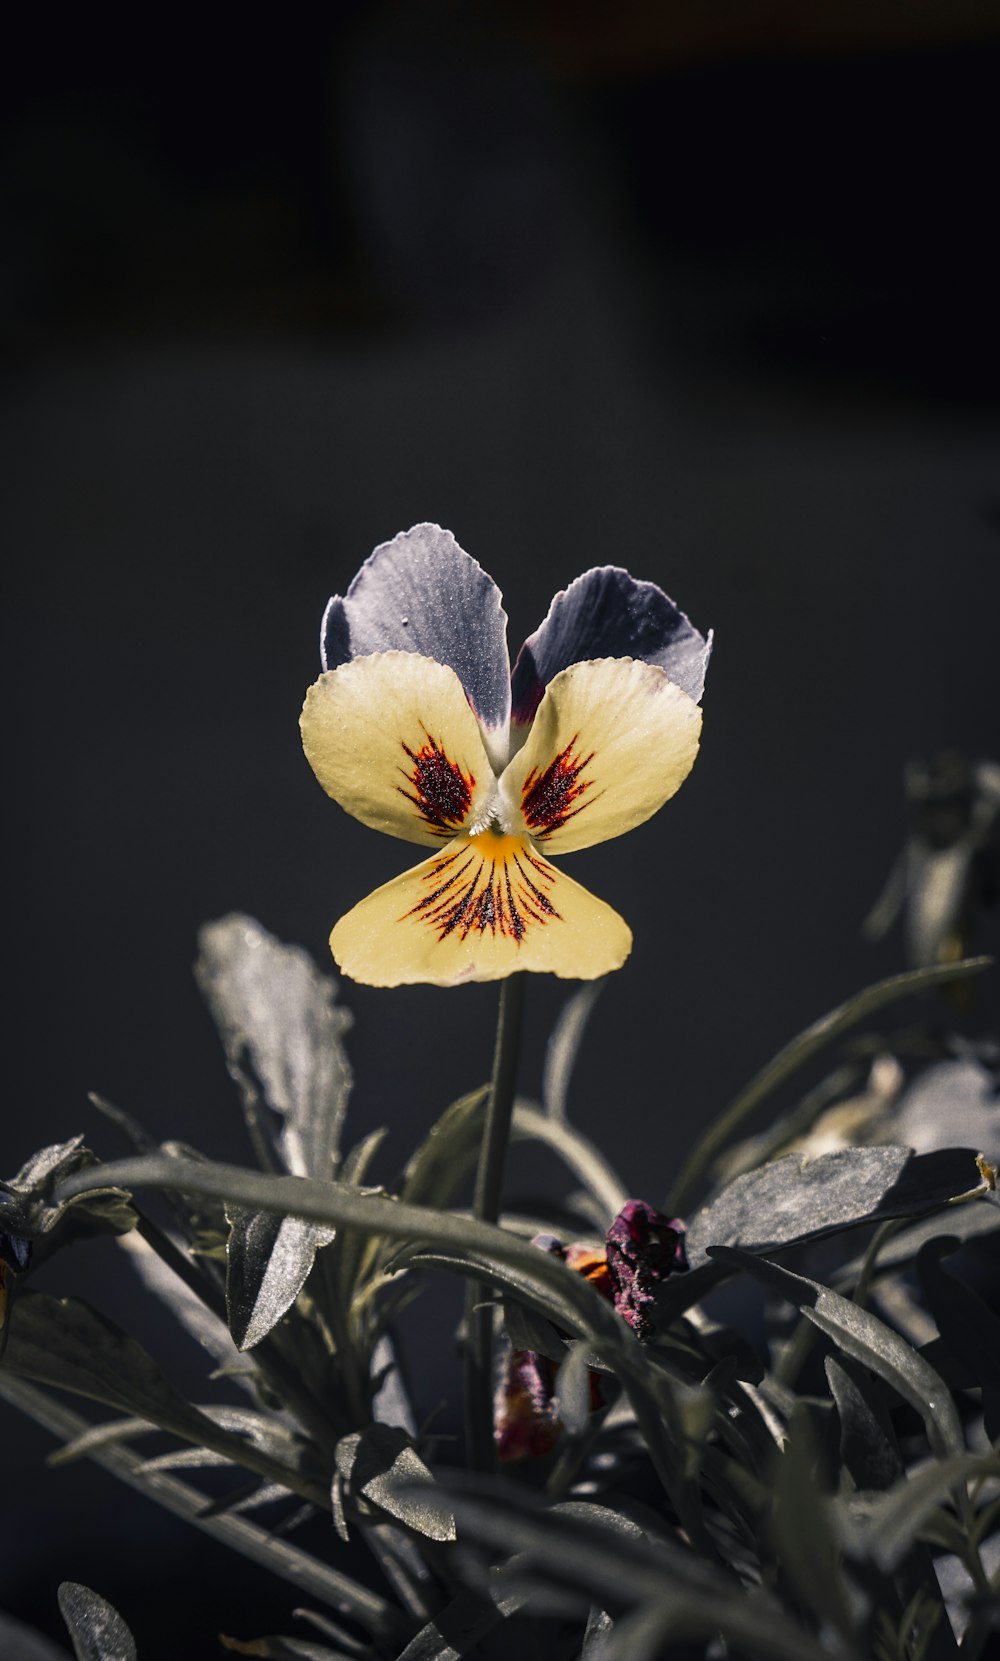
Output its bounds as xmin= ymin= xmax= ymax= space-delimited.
xmin=225 ymin=1206 xmax=334 ymax=1350
xmin=686 ymin=1146 xmax=982 ymax=1268
xmin=334 ymin=1424 xmax=456 ymax=1542
xmin=0 ymin=1137 xmax=136 ymax=1268
xmin=195 ymin=915 xmax=352 ymax=1180
xmin=57 ymin=1585 xmax=137 ymax=1661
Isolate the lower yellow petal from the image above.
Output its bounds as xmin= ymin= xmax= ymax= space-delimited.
xmin=330 ymin=832 xmax=632 ymax=987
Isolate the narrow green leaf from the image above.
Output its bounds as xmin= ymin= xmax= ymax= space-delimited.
xmin=400 ymin=1089 xmax=487 ymax=1209
xmin=46 ymin=1417 xmax=155 ymax=1466
xmin=429 ymin=1489 xmax=844 ymax=1661
xmin=543 ymin=983 xmax=603 ymax=1122
xmin=501 ymin=1299 xmax=567 ymax=1364
xmin=826 ymin=1355 xmax=903 ymax=1494
xmin=668 ymin=955 xmax=992 ymax=1213
xmin=0 ymin=1374 xmax=403 ymax=1640
xmin=57 ymin=1585 xmax=136 ymax=1661
xmin=55 ymin=1158 xmax=615 ymax=1339
xmin=772 ymin=1404 xmax=854 ymax=1636
xmin=512 ymin=1104 xmax=627 ymax=1218
xmin=1 ymin=1292 xmax=326 ymax=1506
xmin=711 ymin=1247 xmax=965 ymax=1458
xmin=845 ymin=1452 xmax=1000 ymax=1571
xmin=832 ymin=1202 xmax=1000 ymax=1287
xmin=3 ymin=1291 xmax=231 ymax=1450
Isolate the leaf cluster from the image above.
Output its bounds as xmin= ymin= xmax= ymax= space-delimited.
xmin=2 ymin=919 xmax=998 ymax=1660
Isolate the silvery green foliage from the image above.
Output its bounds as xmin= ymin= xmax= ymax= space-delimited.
xmin=0 ymin=1138 xmax=136 ymax=1254
xmin=195 ymin=915 xmax=352 ymax=1347
xmin=3 ymin=918 xmax=999 ymax=1660
xmin=194 ymin=914 xmax=352 ymax=1182
xmin=684 ymin=1143 xmax=983 ymax=1267
xmin=333 ymin=1423 xmax=456 ymax=1542
xmin=57 ymin=1586 xmax=136 ymax=1661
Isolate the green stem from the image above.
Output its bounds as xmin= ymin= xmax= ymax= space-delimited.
xmin=464 ymin=974 xmax=525 ymax=1475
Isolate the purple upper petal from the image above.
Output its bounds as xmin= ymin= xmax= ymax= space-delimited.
xmin=510 ymin=567 xmax=711 ymax=726
xmin=321 ymin=524 xmax=511 ymax=751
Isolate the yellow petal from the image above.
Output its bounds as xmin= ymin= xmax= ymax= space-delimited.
xmin=301 ymin=652 xmax=495 ymax=847
xmin=501 ymin=658 xmax=702 ymax=854
xmin=330 ymin=831 xmax=632 ymax=987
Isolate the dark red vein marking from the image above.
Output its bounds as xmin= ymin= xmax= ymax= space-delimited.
xmin=398 ymin=731 xmax=475 ymax=835
xmin=520 ymin=737 xmax=595 ymax=837
xmin=404 ymin=840 xmax=562 ymax=945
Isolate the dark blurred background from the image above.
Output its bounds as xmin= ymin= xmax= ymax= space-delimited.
xmin=4 ymin=3 xmax=999 ymax=1654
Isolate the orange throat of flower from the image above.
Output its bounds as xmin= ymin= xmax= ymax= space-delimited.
xmin=404 ymin=829 xmax=560 ymax=945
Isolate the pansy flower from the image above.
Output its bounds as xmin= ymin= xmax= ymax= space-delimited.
xmin=301 ymin=524 xmax=710 ymax=987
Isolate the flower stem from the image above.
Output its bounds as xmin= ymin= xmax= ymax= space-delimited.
xmin=464 ymin=972 xmax=525 ymax=1474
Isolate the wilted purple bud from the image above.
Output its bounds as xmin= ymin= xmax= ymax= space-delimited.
xmin=494 ymin=1347 xmax=563 ymax=1462
xmin=605 ymin=1199 xmax=687 ymax=1340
